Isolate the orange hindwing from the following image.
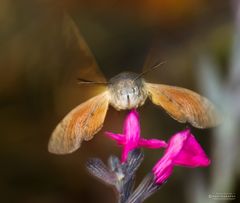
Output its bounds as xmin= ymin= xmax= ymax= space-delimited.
xmin=48 ymin=91 xmax=109 ymax=154
xmin=146 ymin=83 xmax=221 ymax=128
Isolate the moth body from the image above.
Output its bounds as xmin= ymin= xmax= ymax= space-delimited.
xmin=48 ymin=15 xmax=221 ymax=155
xmin=108 ymin=72 xmax=148 ymax=110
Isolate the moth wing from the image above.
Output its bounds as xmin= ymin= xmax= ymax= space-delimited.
xmin=145 ymin=83 xmax=221 ymax=128
xmin=48 ymin=91 xmax=109 ymax=154
xmin=63 ymin=13 xmax=106 ymax=83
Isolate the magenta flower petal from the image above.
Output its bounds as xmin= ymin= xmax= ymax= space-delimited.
xmin=123 ymin=109 xmax=140 ymax=143
xmin=105 ymin=132 xmax=125 ymax=145
xmin=105 ymin=109 xmax=166 ymax=163
xmin=139 ymin=139 xmax=168 ymax=149
xmin=174 ymin=132 xmax=211 ymax=167
xmin=153 ymin=158 xmax=173 ymax=184
xmin=162 ymin=130 xmax=189 ymax=159
xmin=153 ymin=129 xmax=211 ymax=184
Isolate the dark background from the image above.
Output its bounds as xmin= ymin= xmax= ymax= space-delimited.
xmin=0 ymin=0 xmax=239 ymax=202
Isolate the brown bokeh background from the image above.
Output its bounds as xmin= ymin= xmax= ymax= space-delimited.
xmin=0 ymin=0 xmax=239 ymax=202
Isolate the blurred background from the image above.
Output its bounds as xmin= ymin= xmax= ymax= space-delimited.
xmin=0 ymin=0 xmax=239 ymax=202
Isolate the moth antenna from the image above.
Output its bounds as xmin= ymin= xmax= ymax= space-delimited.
xmin=134 ymin=61 xmax=167 ymax=80
xmin=77 ymin=78 xmax=109 ymax=86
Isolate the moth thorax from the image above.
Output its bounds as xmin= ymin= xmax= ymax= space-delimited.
xmin=108 ymin=72 xmax=147 ymax=110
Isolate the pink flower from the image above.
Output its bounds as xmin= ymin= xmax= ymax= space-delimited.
xmin=105 ymin=109 xmax=167 ymax=162
xmin=153 ymin=129 xmax=211 ymax=184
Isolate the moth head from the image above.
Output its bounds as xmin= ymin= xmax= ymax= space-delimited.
xmin=108 ymin=72 xmax=147 ymax=110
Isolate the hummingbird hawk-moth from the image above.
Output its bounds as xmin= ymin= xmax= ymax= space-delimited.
xmin=48 ymin=14 xmax=221 ymax=154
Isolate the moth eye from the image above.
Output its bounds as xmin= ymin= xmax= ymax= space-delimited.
xmin=118 ymin=89 xmax=123 ymax=95
xmin=134 ymin=87 xmax=138 ymax=93
xmin=132 ymin=88 xmax=135 ymax=93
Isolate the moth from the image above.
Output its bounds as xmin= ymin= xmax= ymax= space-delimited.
xmin=48 ymin=14 xmax=221 ymax=154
